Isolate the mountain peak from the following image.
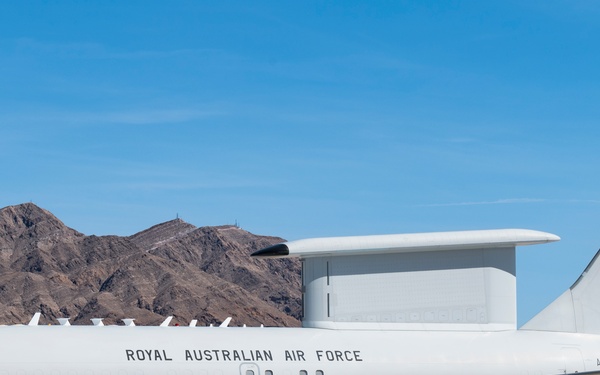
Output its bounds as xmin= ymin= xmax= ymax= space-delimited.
xmin=0 ymin=203 xmax=81 ymax=238
xmin=129 ymin=218 xmax=198 ymax=251
xmin=2 ymin=202 xmax=55 ymax=225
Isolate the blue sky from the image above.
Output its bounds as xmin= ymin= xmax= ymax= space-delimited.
xmin=1 ymin=1 xmax=600 ymax=325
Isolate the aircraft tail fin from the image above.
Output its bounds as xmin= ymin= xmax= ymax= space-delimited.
xmin=522 ymin=250 xmax=600 ymax=334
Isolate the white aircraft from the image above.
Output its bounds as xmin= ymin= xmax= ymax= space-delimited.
xmin=2 ymin=228 xmax=600 ymax=375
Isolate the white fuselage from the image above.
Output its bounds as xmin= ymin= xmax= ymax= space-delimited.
xmin=0 ymin=326 xmax=598 ymax=375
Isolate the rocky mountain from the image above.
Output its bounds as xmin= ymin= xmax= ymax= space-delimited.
xmin=0 ymin=203 xmax=301 ymax=326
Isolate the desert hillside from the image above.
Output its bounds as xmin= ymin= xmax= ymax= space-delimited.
xmin=0 ymin=203 xmax=301 ymax=326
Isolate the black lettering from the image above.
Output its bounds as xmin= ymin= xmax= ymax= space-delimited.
xmin=297 ymin=350 xmax=305 ymax=361
xmin=164 ymin=350 xmax=173 ymax=361
xmin=314 ymin=349 xmax=362 ymax=362
xmin=136 ymin=350 xmax=145 ymax=361
xmin=155 ymin=350 xmax=163 ymax=361
xmin=145 ymin=350 xmax=152 ymax=360
xmin=179 ymin=348 xmax=272 ymax=362
xmin=285 ymin=350 xmax=294 ymax=361
xmin=223 ymin=350 xmax=231 ymax=361
xmin=126 ymin=350 xmax=135 ymax=361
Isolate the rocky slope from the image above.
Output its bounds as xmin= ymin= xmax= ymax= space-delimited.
xmin=0 ymin=203 xmax=301 ymax=326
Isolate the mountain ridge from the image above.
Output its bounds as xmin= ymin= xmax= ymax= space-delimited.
xmin=0 ymin=203 xmax=301 ymax=326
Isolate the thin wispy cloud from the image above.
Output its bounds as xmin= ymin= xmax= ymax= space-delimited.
xmin=13 ymin=37 xmax=213 ymax=60
xmin=91 ymin=165 xmax=280 ymax=192
xmin=565 ymin=199 xmax=600 ymax=204
xmin=443 ymin=137 xmax=480 ymax=144
xmin=417 ymin=198 xmax=546 ymax=207
xmin=2 ymin=108 xmax=223 ymax=125
xmin=105 ymin=179 xmax=277 ymax=192
xmin=417 ymin=198 xmax=600 ymax=207
xmin=99 ymin=108 xmax=221 ymax=125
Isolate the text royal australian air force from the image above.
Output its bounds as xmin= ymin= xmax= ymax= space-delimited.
xmin=125 ymin=348 xmax=363 ymax=363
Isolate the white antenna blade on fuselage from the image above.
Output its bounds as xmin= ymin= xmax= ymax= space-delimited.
xmin=219 ymin=317 xmax=232 ymax=327
xmin=28 ymin=312 xmax=41 ymax=326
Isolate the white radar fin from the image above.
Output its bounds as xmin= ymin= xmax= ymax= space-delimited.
xmin=189 ymin=319 xmax=198 ymax=327
xmin=160 ymin=316 xmax=173 ymax=327
xmin=253 ymin=229 xmax=560 ymax=332
xmin=91 ymin=318 xmax=104 ymax=326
